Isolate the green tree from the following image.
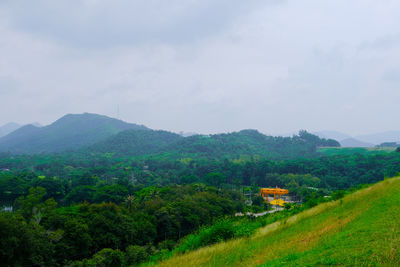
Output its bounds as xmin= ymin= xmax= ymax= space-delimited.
xmin=75 ymin=248 xmax=125 ymax=267
xmin=93 ymin=184 xmax=129 ymax=203
xmin=123 ymin=195 xmax=136 ymax=213
xmin=126 ymin=245 xmax=149 ymax=266
xmin=0 ymin=212 xmax=55 ymax=266
xmin=204 ymin=172 xmax=226 ymax=188
xmin=15 ymin=187 xmax=57 ymax=222
xmin=252 ymin=195 xmax=265 ymax=207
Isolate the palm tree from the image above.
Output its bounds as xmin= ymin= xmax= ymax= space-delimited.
xmin=124 ymin=195 xmax=135 ymax=213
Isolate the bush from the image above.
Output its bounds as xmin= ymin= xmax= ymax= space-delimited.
xmin=252 ymin=195 xmax=265 ymax=207
xmin=331 ymin=190 xmax=346 ymax=200
xmin=175 ymin=218 xmax=261 ymax=254
xmin=74 ymin=248 xmax=125 ymax=267
xmin=126 ymin=245 xmax=149 ymax=266
xmin=175 ymin=220 xmax=235 ymax=253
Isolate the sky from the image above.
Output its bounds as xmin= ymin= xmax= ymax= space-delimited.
xmin=1 ymin=0 xmax=400 ymax=135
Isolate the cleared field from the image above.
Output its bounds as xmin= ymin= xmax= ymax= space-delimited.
xmin=150 ymin=177 xmax=400 ymax=266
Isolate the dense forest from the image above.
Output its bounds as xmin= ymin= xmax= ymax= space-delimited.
xmin=1 ymin=145 xmax=400 ymax=265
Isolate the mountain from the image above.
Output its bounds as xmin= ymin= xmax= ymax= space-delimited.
xmin=88 ymin=129 xmax=340 ymax=159
xmin=340 ymin=138 xmax=375 ymax=147
xmin=355 ymin=131 xmax=400 ymax=145
xmin=313 ymin=130 xmax=351 ymax=142
xmin=156 ymin=177 xmax=400 ymax=266
xmin=0 ymin=113 xmax=148 ymax=154
xmin=0 ymin=122 xmax=21 ymax=138
xmin=376 ymin=142 xmax=399 ymax=148
xmin=89 ymin=129 xmax=182 ymax=156
xmin=178 ymin=131 xmax=198 ymax=137
xmin=315 ymin=130 xmax=400 ymax=147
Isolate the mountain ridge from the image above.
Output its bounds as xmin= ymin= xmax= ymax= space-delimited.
xmin=87 ymin=128 xmax=340 ymax=159
xmin=0 ymin=122 xmax=21 ymax=138
xmin=0 ymin=113 xmax=148 ymax=154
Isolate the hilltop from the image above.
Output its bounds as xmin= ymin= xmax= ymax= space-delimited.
xmin=87 ymin=129 xmax=340 ymax=159
xmin=0 ymin=113 xmax=148 ymax=154
xmin=152 ymin=177 xmax=400 ymax=266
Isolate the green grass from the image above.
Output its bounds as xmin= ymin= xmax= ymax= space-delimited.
xmin=318 ymin=147 xmax=396 ymax=156
xmin=149 ymin=177 xmax=400 ymax=266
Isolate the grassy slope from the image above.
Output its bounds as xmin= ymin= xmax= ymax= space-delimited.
xmin=151 ymin=177 xmax=400 ymax=266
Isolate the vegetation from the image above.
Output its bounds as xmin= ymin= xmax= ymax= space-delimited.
xmin=152 ymin=177 xmax=400 ymax=266
xmin=1 ymin=115 xmax=400 ymax=266
xmin=0 ymin=113 xmax=148 ymax=154
xmin=0 ymin=113 xmax=339 ymax=158
xmin=0 ymin=184 xmax=243 ymax=266
xmin=317 ymin=146 xmax=396 ymax=156
xmin=87 ymin=129 xmax=340 ymax=160
xmin=376 ymin=142 xmax=399 ymax=148
xmin=1 ymin=147 xmax=400 ymax=265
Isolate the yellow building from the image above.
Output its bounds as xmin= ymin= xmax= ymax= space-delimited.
xmin=260 ymin=188 xmax=289 ymax=206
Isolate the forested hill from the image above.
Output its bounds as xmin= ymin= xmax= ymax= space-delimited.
xmin=88 ymin=129 xmax=183 ymax=156
xmin=0 ymin=113 xmax=148 ymax=154
xmin=87 ymin=129 xmax=340 ymax=159
xmin=0 ymin=112 xmax=339 ymax=158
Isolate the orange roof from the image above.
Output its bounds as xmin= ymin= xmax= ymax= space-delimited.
xmin=260 ymin=188 xmax=289 ymax=195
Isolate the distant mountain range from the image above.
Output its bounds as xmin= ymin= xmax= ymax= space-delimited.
xmin=1 ymin=113 xmax=398 ymax=154
xmin=314 ymin=130 xmax=400 ymax=147
xmin=0 ymin=113 xmax=148 ymax=154
xmin=313 ymin=131 xmax=352 ymax=142
xmin=0 ymin=122 xmax=21 ymax=138
xmin=0 ymin=122 xmax=42 ymax=138
xmin=339 ymin=138 xmax=375 ymax=148
xmin=354 ymin=131 xmax=400 ymax=145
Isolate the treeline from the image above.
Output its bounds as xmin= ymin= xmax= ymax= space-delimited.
xmin=88 ymin=129 xmax=340 ymax=159
xmin=1 ymin=150 xmax=400 ymax=204
xmin=0 ymin=184 xmax=243 ymax=266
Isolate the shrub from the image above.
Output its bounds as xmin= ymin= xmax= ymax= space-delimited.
xmin=331 ymin=190 xmax=346 ymax=200
xmin=252 ymin=195 xmax=265 ymax=207
xmin=126 ymin=245 xmax=149 ymax=266
xmin=174 ymin=218 xmax=260 ymax=254
xmin=175 ymin=220 xmax=235 ymax=253
xmin=75 ymin=248 xmax=125 ymax=267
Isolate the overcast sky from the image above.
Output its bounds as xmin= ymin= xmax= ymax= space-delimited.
xmin=1 ymin=0 xmax=400 ymax=135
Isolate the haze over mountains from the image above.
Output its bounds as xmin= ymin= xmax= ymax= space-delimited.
xmin=0 ymin=123 xmax=21 ymax=138
xmin=0 ymin=113 xmax=339 ymax=158
xmin=1 ymin=113 xmax=399 ymax=154
xmin=314 ymin=131 xmax=400 ymax=147
xmin=0 ymin=113 xmax=148 ymax=154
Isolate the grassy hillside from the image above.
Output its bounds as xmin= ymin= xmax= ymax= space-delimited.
xmin=151 ymin=177 xmax=400 ymax=266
